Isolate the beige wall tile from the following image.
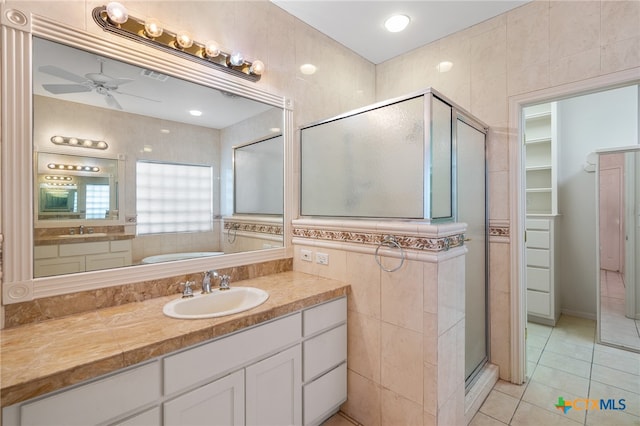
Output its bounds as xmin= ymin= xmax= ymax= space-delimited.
xmin=342 ymin=369 xmax=381 ymax=426
xmin=345 ymin=252 xmax=381 ymax=318
xmin=490 ymin=289 xmax=511 ymax=380
xmin=437 ymin=321 xmax=460 ymax=407
xmin=601 ymin=0 xmax=640 ymax=45
xmin=381 ymin=388 xmax=424 ymax=426
xmin=423 ymin=262 xmax=438 ymax=314
xmin=486 ymin=128 xmax=510 ymax=173
xmin=550 ymin=48 xmax=601 ymax=86
xmin=471 ymin=71 xmax=508 ymax=127
xmin=601 ymin=36 xmax=640 ymax=74
xmin=423 ymin=312 xmax=438 ymax=365
xmin=347 ymin=310 xmax=381 ymax=383
xmin=489 ymin=242 xmax=510 ymax=293
xmin=423 ymin=361 xmax=438 ymax=416
xmin=423 ymin=410 xmax=436 ymax=426
xmin=382 ymin=259 xmax=424 ymax=332
xmin=470 ymin=25 xmax=507 ymax=79
xmin=437 ymin=255 xmax=465 ymax=335
xmin=488 ymin=171 xmax=510 ymax=221
xmin=507 ymin=60 xmax=550 ymax=96
xmin=381 ymin=322 xmax=424 ymax=404
xmin=549 ymin=1 xmax=600 ymax=60
xmin=506 ymin=1 xmax=550 ymax=69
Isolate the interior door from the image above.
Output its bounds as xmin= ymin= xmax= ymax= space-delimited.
xmin=599 ymin=154 xmax=625 ymax=272
xmin=456 ymin=118 xmax=488 ymax=383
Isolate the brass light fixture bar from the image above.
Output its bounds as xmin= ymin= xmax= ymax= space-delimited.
xmin=51 ymin=135 xmax=109 ymax=150
xmin=92 ymin=3 xmax=264 ymax=82
xmin=47 ymin=163 xmax=101 ymax=172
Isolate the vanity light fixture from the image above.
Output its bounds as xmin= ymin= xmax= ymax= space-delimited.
xmin=47 ymin=163 xmax=100 ymax=172
xmin=93 ymin=3 xmax=264 ymax=82
xmin=51 ymin=135 xmax=109 ymax=150
xmin=44 ymin=175 xmax=73 ymax=181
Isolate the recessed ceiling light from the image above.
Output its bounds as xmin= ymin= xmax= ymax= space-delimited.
xmin=300 ymin=63 xmax=317 ymax=75
xmin=384 ymin=14 xmax=410 ymax=33
xmin=189 ymin=110 xmax=202 ymax=117
xmin=437 ymin=61 xmax=453 ymax=73
xmin=160 ymin=129 xmax=170 ymax=134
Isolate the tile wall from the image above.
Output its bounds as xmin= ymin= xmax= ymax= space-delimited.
xmin=375 ymin=0 xmax=640 ymax=383
xmin=292 ymin=219 xmax=468 ymax=425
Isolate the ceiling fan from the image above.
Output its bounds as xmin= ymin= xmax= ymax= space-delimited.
xmin=39 ymin=58 xmax=160 ymax=110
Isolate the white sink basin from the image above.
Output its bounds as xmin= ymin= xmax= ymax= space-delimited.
xmin=163 ymin=287 xmax=269 ymax=319
xmin=58 ymin=233 xmax=108 ymax=238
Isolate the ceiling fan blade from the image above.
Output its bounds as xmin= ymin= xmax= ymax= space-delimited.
xmin=104 ymin=92 xmax=123 ymax=110
xmin=42 ymin=84 xmax=92 ymax=95
xmin=38 ymin=65 xmax=88 ymax=84
xmin=110 ymin=78 xmax=135 ymax=86
xmin=113 ymin=90 xmax=161 ymax=103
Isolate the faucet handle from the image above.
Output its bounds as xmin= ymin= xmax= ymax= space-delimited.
xmin=219 ymin=274 xmax=231 ymax=290
xmin=181 ymin=281 xmax=194 ymax=298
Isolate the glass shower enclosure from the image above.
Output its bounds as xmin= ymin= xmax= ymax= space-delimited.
xmin=300 ymin=88 xmax=489 ymax=386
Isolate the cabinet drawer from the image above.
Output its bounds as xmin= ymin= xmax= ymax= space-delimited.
xmin=527 ymin=290 xmax=551 ymax=316
xmin=526 ymin=248 xmax=549 ymax=268
xmin=86 ymin=252 xmax=132 ymax=271
xmin=112 ymin=406 xmax=161 ymax=426
xmin=164 ymin=313 xmax=301 ymax=395
xmin=526 ymin=219 xmax=550 ymax=230
xmin=303 ymin=297 xmax=346 ymax=337
xmin=59 ymin=241 xmax=110 ymax=256
xmin=526 ymin=267 xmax=550 ymax=292
xmin=303 ymin=324 xmax=346 ymax=381
xmin=303 ymin=363 xmax=347 ymax=426
xmin=21 ymin=361 xmax=160 ymax=426
xmin=526 ymin=231 xmax=549 ymax=249
xmin=34 ymin=245 xmax=58 ymax=259
xmin=110 ymin=240 xmax=132 ymax=252
xmin=34 ymin=256 xmax=84 ymax=277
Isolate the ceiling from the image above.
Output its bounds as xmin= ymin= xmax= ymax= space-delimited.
xmin=33 ymin=38 xmax=274 ymax=130
xmin=272 ymin=0 xmax=531 ymax=64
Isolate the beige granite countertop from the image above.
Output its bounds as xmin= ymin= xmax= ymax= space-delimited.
xmin=0 ymin=271 xmax=349 ymax=408
xmin=34 ymin=233 xmax=135 ymax=245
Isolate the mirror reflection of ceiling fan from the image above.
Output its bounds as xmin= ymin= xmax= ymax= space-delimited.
xmin=39 ymin=58 xmax=161 ymax=110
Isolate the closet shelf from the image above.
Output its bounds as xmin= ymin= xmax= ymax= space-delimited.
xmin=525 ymin=137 xmax=551 ymax=144
xmin=526 ymin=188 xmax=552 ymax=193
xmin=526 ymin=165 xmax=552 ymax=171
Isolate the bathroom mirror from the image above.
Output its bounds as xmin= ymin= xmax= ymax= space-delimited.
xmin=36 ymin=152 xmax=120 ymax=221
xmin=0 ymin=10 xmax=291 ymax=303
xmin=31 ymin=36 xmax=284 ymax=275
xmin=597 ymin=147 xmax=640 ymax=352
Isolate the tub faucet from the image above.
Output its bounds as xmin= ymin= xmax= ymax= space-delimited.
xmin=202 ymin=270 xmax=218 ymax=294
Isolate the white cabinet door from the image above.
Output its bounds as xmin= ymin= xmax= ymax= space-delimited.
xmin=246 ymin=345 xmax=302 ymax=426
xmin=164 ymin=370 xmax=244 ymax=426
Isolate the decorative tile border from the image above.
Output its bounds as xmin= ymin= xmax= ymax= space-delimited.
xmin=489 ymin=226 xmax=510 ymax=238
xmin=224 ymin=221 xmax=283 ymax=236
xmin=292 ymin=227 xmax=465 ymax=252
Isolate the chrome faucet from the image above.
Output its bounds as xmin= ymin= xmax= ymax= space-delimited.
xmin=79 ymin=225 xmax=85 ymax=235
xmin=202 ymin=270 xmax=218 ymax=294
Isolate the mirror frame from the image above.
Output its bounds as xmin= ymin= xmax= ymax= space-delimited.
xmin=1 ymin=8 xmax=294 ymax=304
xmin=595 ymin=145 xmax=640 ymax=353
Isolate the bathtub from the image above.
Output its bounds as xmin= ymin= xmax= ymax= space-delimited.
xmin=141 ymin=251 xmax=224 ymax=264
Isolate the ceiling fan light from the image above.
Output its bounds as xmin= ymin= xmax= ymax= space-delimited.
xmin=144 ymin=18 xmax=163 ymax=38
xmin=106 ymin=2 xmax=128 ymax=25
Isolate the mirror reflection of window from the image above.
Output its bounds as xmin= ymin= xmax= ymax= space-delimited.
xmin=136 ymin=161 xmax=213 ymax=234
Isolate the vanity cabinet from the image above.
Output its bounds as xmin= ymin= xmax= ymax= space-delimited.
xmin=3 ymin=297 xmax=347 ymax=426
xmin=34 ymin=240 xmax=132 ymax=277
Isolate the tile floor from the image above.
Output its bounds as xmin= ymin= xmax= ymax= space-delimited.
xmin=600 ymin=270 xmax=640 ymax=351
xmin=471 ymin=315 xmax=640 ymax=426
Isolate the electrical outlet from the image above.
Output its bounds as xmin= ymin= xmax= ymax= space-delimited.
xmin=316 ymin=252 xmax=329 ymax=265
xmin=301 ymin=249 xmax=313 ymax=262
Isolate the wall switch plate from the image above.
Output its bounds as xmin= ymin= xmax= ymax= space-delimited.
xmin=316 ymin=252 xmax=329 ymax=265
xmin=301 ymin=249 xmax=313 ymax=262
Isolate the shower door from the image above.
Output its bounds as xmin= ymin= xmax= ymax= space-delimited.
xmin=456 ymin=118 xmax=488 ymax=385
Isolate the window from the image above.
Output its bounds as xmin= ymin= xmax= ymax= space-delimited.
xmin=136 ymin=161 xmax=213 ymax=234
xmin=85 ymin=184 xmax=110 ymax=219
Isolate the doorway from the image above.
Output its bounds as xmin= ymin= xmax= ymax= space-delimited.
xmin=510 ymin=70 xmax=640 ymax=384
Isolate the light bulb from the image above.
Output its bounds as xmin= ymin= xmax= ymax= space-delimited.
xmin=384 ymin=14 xmax=410 ymax=33
xmin=83 ymin=139 xmax=93 ymax=147
xmin=175 ymin=30 xmax=193 ymax=49
xmin=48 ymin=164 xmax=56 ymax=169
xmin=204 ymin=41 xmax=220 ymax=58
xmin=106 ymin=2 xmax=128 ymax=24
xmin=300 ymin=63 xmax=317 ymax=75
xmin=229 ymin=51 xmax=244 ymax=67
xmin=51 ymin=135 xmax=64 ymax=144
xmin=250 ymin=60 xmax=265 ymax=76
xmin=96 ymin=141 xmax=108 ymax=149
xmin=69 ymin=137 xmax=78 ymax=145
xmin=144 ymin=18 xmax=163 ymax=38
